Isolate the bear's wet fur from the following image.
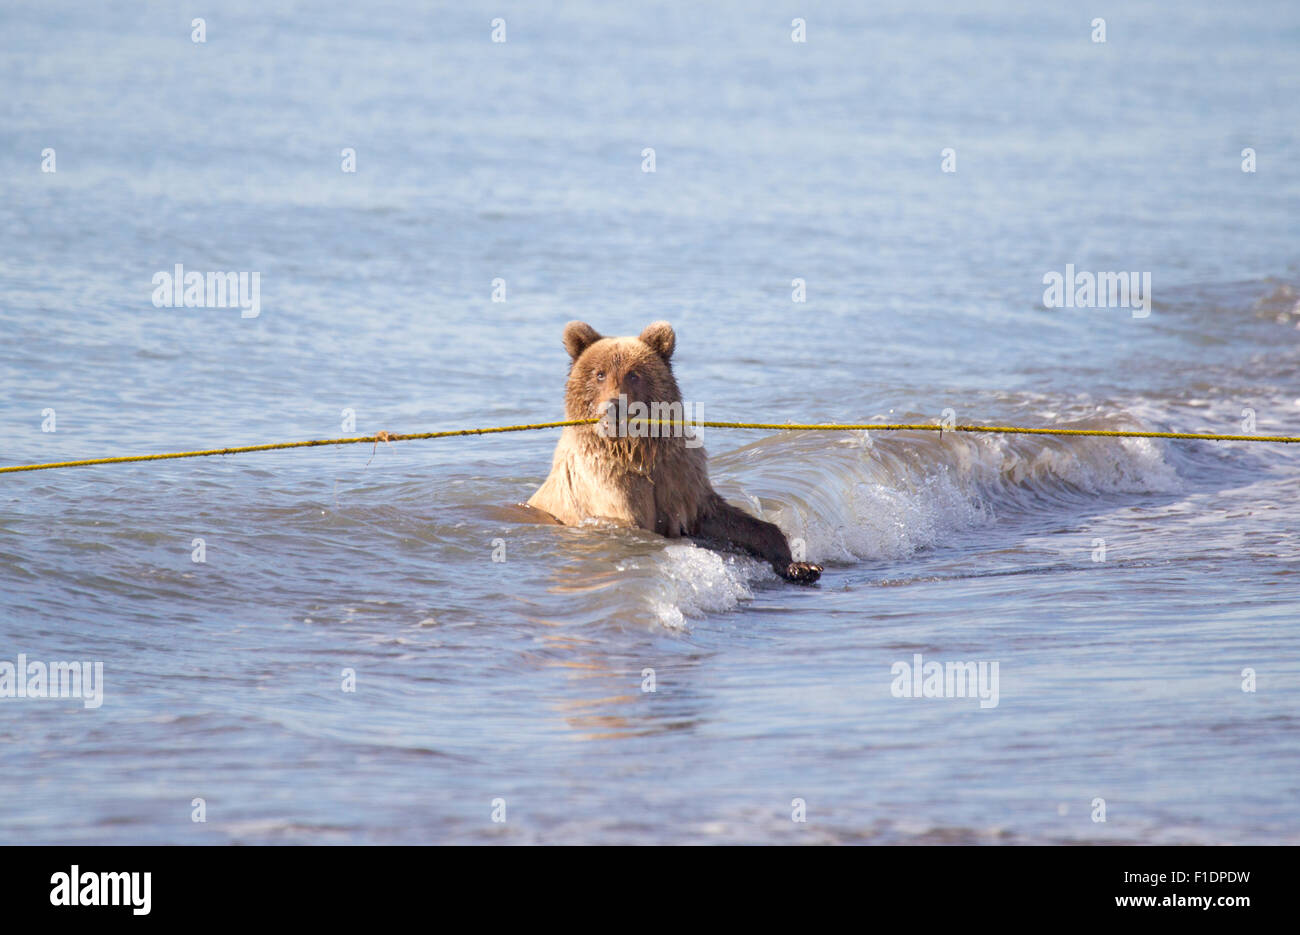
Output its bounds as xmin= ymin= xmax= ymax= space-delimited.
xmin=527 ymin=321 xmax=822 ymax=584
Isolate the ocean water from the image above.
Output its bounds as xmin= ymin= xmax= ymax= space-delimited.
xmin=1 ymin=0 xmax=1298 ymax=844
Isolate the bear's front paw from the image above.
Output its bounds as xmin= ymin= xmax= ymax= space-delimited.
xmin=781 ymin=561 xmax=823 ymax=584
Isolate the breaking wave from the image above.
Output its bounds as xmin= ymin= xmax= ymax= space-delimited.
xmin=635 ymin=411 xmax=1183 ymax=627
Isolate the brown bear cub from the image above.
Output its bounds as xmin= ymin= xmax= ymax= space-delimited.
xmin=527 ymin=321 xmax=822 ymax=584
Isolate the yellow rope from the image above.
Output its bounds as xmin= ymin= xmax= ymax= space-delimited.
xmin=695 ymin=422 xmax=1300 ymax=443
xmin=0 ymin=420 xmax=591 ymax=475
xmin=2 ymin=418 xmax=1297 ymax=475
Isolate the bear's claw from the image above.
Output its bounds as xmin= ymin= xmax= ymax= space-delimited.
xmin=782 ymin=561 xmax=823 ymax=584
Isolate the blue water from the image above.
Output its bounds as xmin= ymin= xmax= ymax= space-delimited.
xmin=1 ymin=0 xmax=1298 ymax=843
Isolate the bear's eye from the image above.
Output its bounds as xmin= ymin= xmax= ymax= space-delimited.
xmin=594 ymin=370 xmax=606 ymax=382
xmin=625 ymin=372 xmax=640 ymax=384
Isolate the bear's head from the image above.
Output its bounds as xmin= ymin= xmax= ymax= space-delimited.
xmin=560 ymin=321 xmax=682 ymax=429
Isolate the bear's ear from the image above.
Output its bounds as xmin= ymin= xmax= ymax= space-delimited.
xmin=639 ymin=321 xmax=675 ymax=361
xmin=562 ymin=321 xmax=602 ymax=360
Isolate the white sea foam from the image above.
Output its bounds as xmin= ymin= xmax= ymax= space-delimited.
xmin=644 ymin=415 xmax=1183 ymax=626
xmin=649 ymin=543 xmax=759 ymax=628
